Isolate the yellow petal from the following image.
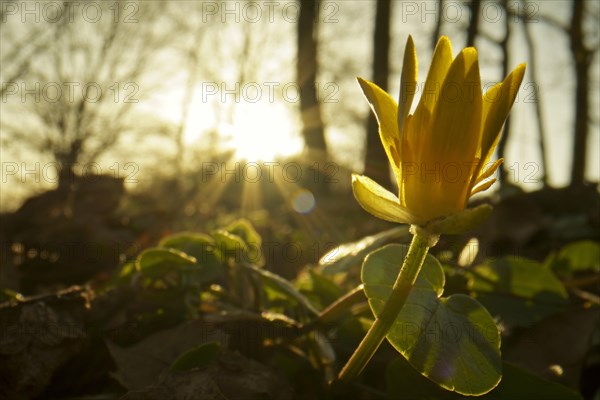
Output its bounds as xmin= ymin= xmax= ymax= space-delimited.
xmin=408 ymin=36 xmax=453 ymax=153
xmin=401 ymin=38 xmax=455 ymax=221
xmin=415 ymin=36 xmax=453 ymax=119
xmin=423 ymin=48 xmax=482 ymax=212
xmin=398 ymin=35 xmax=418 ymax=134
xmin=479 ymin=63 xmax=526 ymax=167
xmin=429 ymin=47 xmax=482 ymax=158
xmin=357 ymin=77 xmax=402 ymax=184
xmin=351 ymin=174 xmax=415 ymax=224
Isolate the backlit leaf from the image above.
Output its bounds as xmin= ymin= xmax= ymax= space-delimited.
xmin=363 ymin=244 xmax=501 ymax=395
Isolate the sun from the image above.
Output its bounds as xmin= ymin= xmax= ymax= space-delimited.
xmin=223 ymin=102 xmax=303 ymax=162
xmin=150 ymin=85 xmax=303 ymax=162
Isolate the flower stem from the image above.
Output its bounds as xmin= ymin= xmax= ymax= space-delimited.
xmin=335 ymin=230 xmax=434 ymax=384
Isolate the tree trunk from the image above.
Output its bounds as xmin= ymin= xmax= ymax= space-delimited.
xmin=569 ymin=0 xmax=591 ymax=187
xmin=432 ymin=0 xmax=444 ymax=51
xmin=57 ymin=138 xmax=83 ymax=188
xmin=522 ymin=0 xmax=548 ymax=186
xmin=364 ymin=0 xmax=392 ymax=189
xmin=297 ymin=0 xmax=327 ymax=163
xmin=466 ymin=0 xmax=481 ymax=47
xmin=497 ymin=0 xmax=512 ymax=184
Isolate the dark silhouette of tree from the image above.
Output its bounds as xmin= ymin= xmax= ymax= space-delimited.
xmin=0 ymin=3 xmax=69 ymax=98
xmin=496 ymin=0 xmax=514 ymax=184
xmin=568 ymin=0 xmax=594 ymax=187
xmin=297 ymin=0 xmax=328 ymax=163
xmin=521 ymin=0 xmax=548 ymax=186
xmin=432 ymin=0 xmax=445 ymax=51
xmin=364 ymin=0 xmax=392 ymax=190
xmin=1 ymin=1 xmax=171 ymax=186
xmin=466 ymin=0 xmax=481 ymax=47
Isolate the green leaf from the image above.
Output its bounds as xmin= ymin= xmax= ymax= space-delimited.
xmin=159 ymin=232 xmax=219 ymax=261
xmin=204 ymin=308 xmax=301 ymax=341
xmin=223 ymin=219 xmax=264 ymax=266
xmin=159 ymin=232 xmax=222 ymax=282
xmin=170 ymin=341 xmax=222 ymax=372
xmin=119 ymin=261 xmax=137 ymax=278
xmin=363 ymin=244 xmax=501 ymax=396
xmin=386 ymin=358 xmax=582 ymax=400
xmin=223 ymin=218 xmax=262 ymax=249
xmin=319 ymin=227 xmax=409 ymax=275
xmin=112 ymin=261 xmax=137 ymax=286
xmin=467 ymin=257 xmax=568 ymax=327
xmin=241 ymin=263 xmax=320 ymax=316
xmin=137 ymin=248 xmax=197 ymax=278
xmin=212 ymin=229 xmax=248 ymax=258
xmin=552 ymin=240 xmax=600 ymax=275
xmin=296 ymin=270 xmax=344 ymax=310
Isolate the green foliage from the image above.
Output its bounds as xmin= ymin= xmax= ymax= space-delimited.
xmin=137 ymin=248 xmax=197 ymax=278
xmin=211 ymin=229 xmax=247 ymax=254
xmin=241 ymin=262 xmax=320 ymax=317
xmin=121 ymin=220 xmax=268 ymax=299
xmin=105 ymin=221 xmax=592 ymax=398
xmin=159 ymin=232 xmax=222 ymax=284
xmin=550 ymin=240 xmax=600 ymax=276
xmin=223 ymin=218 xmax=264 ymax=264
xmin=159 ymin=232 xmax=217 ymax=263
xmin=362 ymin=244 xmax=502 ymax=395
xmin=467 ymin=257 xmax=568 ymax=327
xmin=296 ymin=270 xmax=344 ymax=310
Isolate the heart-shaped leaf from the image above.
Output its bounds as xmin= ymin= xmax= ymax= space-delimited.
xmin=362 ymin=244 xmax=501 ymax=396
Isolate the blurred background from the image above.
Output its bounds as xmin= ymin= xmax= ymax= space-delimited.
xmin=1 ymin=0 xmax=598 ymax=289
xmin=1 ymin=2 xmax=599 ymax=399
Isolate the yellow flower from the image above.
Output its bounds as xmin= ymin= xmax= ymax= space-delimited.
xmin=353 ymin=35 xmax=526 ymax=230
